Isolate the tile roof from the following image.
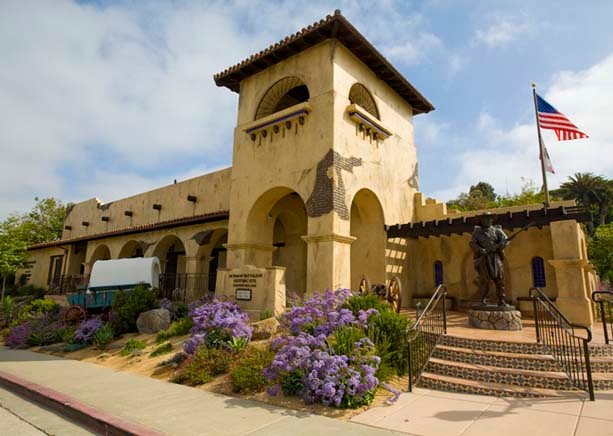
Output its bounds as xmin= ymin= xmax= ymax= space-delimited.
xmin=28 ymin=210 xmax=230 ymax=250
xmin=213 ymin=10 xmax=434 ymax=115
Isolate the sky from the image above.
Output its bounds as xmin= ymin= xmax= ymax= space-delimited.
xmin=1 ymin=0 xmax=612 ymax=218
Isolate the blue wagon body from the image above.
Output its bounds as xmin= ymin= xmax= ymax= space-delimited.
xmin=66 ymin=285 xmax=137 ymax=310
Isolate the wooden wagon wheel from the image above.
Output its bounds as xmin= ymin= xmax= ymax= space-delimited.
xmin=387 ymin=277 xmax=402 ymax=313
xmin=63 ymin=305 xmax=86 ymax=326
xmin=358 ymin=277 xmax=371 ymax=295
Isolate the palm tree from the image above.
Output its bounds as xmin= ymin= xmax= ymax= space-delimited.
xmin=559 ymin=173 xmax=612 ymax=226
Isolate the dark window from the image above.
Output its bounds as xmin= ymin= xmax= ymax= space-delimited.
xmin=532 ymin=257 xmax=546 ymax=288
xmin=434 ymin=261 xmax=444 ymax=286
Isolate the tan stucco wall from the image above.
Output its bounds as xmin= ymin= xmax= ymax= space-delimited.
xmin=63 ymin=168 xmax=231 ymax=240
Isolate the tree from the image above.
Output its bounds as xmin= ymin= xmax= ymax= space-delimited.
xmin=20 ymin=197 xmax=68 ymax=244
xmin=558 ymin=173 xmax=612 ymax=226
xmin=0 ymin=217 xmax=29 ymax=302
xmin=469 ymin=182 xmax=496 ymax=202
xmin=588 ymin=223 xmax=613 ymax=283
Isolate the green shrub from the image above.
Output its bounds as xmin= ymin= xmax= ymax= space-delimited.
xmin=1 ymin=296 xmax=16 ymax=327
xmin=11 ymin=299 xmax=59 ymax=327
xmin=171 ymin=346 xmax=233 ymax=386
xmin=227 ymin=336 xmax=249 ymax=353
xmin=92 ymin=324 xmax=114 ymax=350
xmin=367 ymin=310 xmax=410 ymax=376
xmin=330 ymin=326 xmax=366 ymax=357
xmin=230 ymin=346 xmax=275 ymax=393
xmin=343 ymin=294 xmax=390 ymax=317
xmin=156 ymin=317 xmax=193 ymax=343
xmin=280 ymin=370 xmax=305 ymax=396
xmin=60 ymin=327 xmax=76 ymax=344
xmin=111 ymin=285 xmax=159 ymax=334
xmin=259 ymin=309 xmax=272 ymax=321
xmin=12 ymin=285 xmax=46 ymax=299
xmin=121 ymin=338 xmax=147 ymax=356
xmin=151 ymin=342 xmax=173 ymax=357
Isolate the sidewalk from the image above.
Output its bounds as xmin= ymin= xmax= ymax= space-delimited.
xmin=351 ymin=386 xmax=613 ymax=436
xmin=0 ymin=347 xmax=395 ymax=436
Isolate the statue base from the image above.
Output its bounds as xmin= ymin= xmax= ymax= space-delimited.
xmin=468 ymin=308 xmax=522 ymax=331
xmin=472 ymin=304 xmax=517 ymax=312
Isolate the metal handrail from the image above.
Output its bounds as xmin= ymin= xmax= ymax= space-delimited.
xmin=407 ymin=284 xmax=448 ymax=392
xmin=529 ymin=287 xmax=594 ymax=401
xmin=592 ymin=290 xmax=613 ymax=344
xmin=158 ymin=273 xmax=210 ymax=302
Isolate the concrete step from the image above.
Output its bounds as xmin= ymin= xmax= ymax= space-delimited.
xmin=425 ymin=357 xmax=577 ymax=390
xmin=590 ymin=343 xmax=613 ymax=357
xmin=417 ymin=372 xmax=587 ymax=399
xmin=591 ymin=355 xmax=613 ymax=372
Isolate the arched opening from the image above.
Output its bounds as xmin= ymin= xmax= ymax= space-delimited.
xmin=208 ymin=231 xmax=228 ymax=293
xmin=118 ymin=240 xmax=145 ymax=259
xmin=349 ymin=83 xmax=379 ymax=119
xmin=350 ymin=189 xmax=386 ymax=292
xmin=255 ymin=76 xmax=310 ymax=120
xmin=88 ymin=244 xmax=111 ymax=265
xmin=531 ymin=256 xmax=546 ymax=288
xmin=153 ymin=235 xmax=186 ymax=296
xmin=246 ymin=188 xmax=308 ymax=295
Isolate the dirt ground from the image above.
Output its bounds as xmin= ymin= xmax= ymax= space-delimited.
xmin=26 ymin=332 xmax=407 ymax=421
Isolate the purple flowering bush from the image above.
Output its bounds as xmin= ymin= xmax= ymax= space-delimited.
xmin=183 ymin=300 xmax=253 ymax=354
xmin=6 ymin=322 xmax=32 ymax=348
xmin=74 ymin=318 xmax=104 ymax=344
xmin=281 ymin=289 xmax=378 ymax=336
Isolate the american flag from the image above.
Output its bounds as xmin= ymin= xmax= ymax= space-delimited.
xmin=536 ymin=93 xmax=589 ymax=141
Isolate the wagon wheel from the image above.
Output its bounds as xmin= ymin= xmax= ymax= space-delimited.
xmin=387 ymin=277 xmax=402 ymax=313
xmin=358 ymin=277 xmax=371 ymax=295
xmin=63 ymin=305 xmax=86 ymax=326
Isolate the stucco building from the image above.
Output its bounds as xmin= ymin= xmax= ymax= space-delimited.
xmin=22 ymin=11 xmax=597 ymax=325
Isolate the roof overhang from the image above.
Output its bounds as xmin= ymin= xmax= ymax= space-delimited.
xmin=213 ymin=10 xmax=434 ymax=115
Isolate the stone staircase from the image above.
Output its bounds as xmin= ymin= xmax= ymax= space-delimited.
xmin=417 ymin=335 xmax=613 ymax=398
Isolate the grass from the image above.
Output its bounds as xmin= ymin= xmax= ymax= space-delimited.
xmin=151 ymin=342 xmax=173 ymax=357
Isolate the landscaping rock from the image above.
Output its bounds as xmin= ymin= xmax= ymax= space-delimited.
xmin=251 ymin=316 xmax=280 ymax=340
xmin=136 ymin=309 xmax=171 ymax=334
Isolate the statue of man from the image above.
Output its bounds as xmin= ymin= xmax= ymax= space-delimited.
xmin=469 ymin=212 xmax=510 ymax=306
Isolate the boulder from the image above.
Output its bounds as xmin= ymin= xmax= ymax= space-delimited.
xmin=251 ymin=316 xmax=280 ymax=340
xmin=136 ymin=308 xmax=171 ymax=334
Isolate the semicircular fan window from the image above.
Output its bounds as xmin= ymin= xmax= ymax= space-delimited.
xmin=349 ymin=83 xmax=379 ymax=119
xmin=255 ymin=76 xmax=310 ymax=120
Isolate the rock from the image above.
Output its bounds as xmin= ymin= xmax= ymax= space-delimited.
xmin=251 ymin=316 xmax=280 ymax=340
xmin=136 ymin=309 xmax=171 ymax=334
xmin=131 ymin=349 xmax=144 ymax=357
xmin=468 ymin=309 xmax=522 ymax=331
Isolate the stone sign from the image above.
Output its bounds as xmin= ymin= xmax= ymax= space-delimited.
xmin=216 ymin=264 xmax=286 ymax=319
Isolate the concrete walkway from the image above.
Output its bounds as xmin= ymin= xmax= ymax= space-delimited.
xmin=0 ymin=347 xmax=395 ymax=436
xmin=351 ymin=386 xmax=613 ymax=436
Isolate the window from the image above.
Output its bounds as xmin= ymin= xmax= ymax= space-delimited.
xmin=255 ymin=76 xmax=310 ymax=120
xmin=349 ymin=83 xmax=379 ymax=119
xmin=532 ymin=257 xmax=546 ymax=288
xmin=434 ymin=260 xmax=444 ymax=286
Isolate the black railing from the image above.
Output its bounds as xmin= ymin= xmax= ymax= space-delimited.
xmin=158 ymin=273 xmax=210 ymax=302
xmin=530 ymin=287 xmax=594 ymax=401
xmin=48 ymin=275 xmax=90 ymax=295
xmin=407 ymin=284 xmax=447 ymax=392
xmin=592 ymin=290 xmax=613 ymax=344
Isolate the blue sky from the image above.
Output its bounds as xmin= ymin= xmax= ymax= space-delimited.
xmin=1 ymin=0 xmax=612 ymax=217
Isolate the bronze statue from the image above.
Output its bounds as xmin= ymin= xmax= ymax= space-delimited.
xmin=470 ymin=212 xmax=510 ymax=306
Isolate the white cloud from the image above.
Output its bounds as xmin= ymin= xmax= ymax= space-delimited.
xmin=429 ymin=54 xmax=613 ymax=201
xmin=475 ymin=14 xmax=534 ymax=48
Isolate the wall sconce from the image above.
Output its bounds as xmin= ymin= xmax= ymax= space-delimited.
xmin=101 ymin=216 xmax=110 ymax=222
xmin=187 ymin=195 xmax=197 ymax=203
xmin=153 ymin=204 xmax=162 ymax=211
xmin=124 ymin=211 xmax=133 ymax=217
xmin=81 ymin=221 xmax=89 ymax=227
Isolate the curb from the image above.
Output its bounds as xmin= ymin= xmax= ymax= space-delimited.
xmin=0 ymin=370 xmax=165 ymax=436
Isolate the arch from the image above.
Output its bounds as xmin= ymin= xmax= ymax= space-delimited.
xmin=246 ymin=187 xmax=308 ymax=295
xmin=152 ymin=235 xmax=186 ymax=274
xmin=207 ymin=229 xmax=228 ymax=293
xmin=255 ymin=76 xmax=310 ymax=120
xmin=434 ymin=260 xmax=444 ymax=286
xmin=349 ymin=83 xmax=379 ymax=119
xmin=350 ymin=188 xmax=386 ymax=292
xmin=531 ymin=256 xmax=546 ymax=288
xmin=118 ymin=240 xmax=145 ymax=259
xmin=88 ymin=244 xmax=111 ymax=265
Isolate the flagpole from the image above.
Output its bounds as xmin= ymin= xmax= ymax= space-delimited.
xmin=532 ymin=83 xmax=551 ymax=208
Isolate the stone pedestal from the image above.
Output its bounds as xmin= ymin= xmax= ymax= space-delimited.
xmin=468 ymin=308 xmax=522 ymax=331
